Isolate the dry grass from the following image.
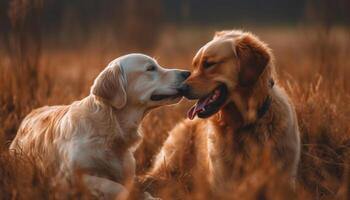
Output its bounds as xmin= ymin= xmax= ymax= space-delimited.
xmin=0 ymin=4 xmax=350 ymax=198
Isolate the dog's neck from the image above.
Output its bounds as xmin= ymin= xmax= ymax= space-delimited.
xmin=113 ymin=105 xmax=146 ymax=148
xmin=114 ymin=105 xmax=145 ymax=135
xmin=86 ymin=96 xmax=145 ymax=149
xmin=212 ymin=79 xmax=274 ymax=130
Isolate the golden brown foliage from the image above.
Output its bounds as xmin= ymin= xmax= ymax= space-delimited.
xmin=0 ymin=2 xmax=349 ymax=198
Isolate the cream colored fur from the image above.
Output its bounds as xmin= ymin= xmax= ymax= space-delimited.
xmin=10 ymin=53 xmax=189 ymax=200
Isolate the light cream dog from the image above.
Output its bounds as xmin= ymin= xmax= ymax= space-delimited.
xmin=144 ymin=30 xmax=301 ymax=196
xmin=10 ymin=53 xmax=190 ymax=199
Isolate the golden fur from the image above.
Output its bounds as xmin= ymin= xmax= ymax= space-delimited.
xmin=143 ymin=30 xmax=301 ymax=196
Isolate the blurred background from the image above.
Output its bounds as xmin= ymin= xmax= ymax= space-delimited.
xmin=0 ymin=0 xmax=350 ymax=199
xmin=0 ymin=0 xmax=349 ymax=83
xmin=0 ymin=0 xmax=349 ymax=100
xmin=0 ymin=0 xmax=349 ymax=73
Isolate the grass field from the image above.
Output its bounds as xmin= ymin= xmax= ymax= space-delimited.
xmin=1 ymin=25 xmax=350 ymax=199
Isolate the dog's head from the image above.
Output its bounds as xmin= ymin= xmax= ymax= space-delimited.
xmin=91 ymin=53 xmax=190 ymax=110
xmin=182 ymin=30 xmax=273 ymax=119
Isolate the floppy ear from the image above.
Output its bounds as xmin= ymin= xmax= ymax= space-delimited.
xmin=91 ymin=64 xmax=127 ymax=109
xmin=235 ymin=35 xmax=270 ymax=87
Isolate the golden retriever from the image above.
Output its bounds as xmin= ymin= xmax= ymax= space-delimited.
xmin=143 ymin=30 xmax=301 ymax=196
xmin=9 ymin=53 xmax=190 ymax=200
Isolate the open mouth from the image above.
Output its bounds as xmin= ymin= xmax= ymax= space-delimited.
xmin=187 ymin=84 xmax=228 ymax=120
xmin=150 ymin=93 xmax=182 ymax=101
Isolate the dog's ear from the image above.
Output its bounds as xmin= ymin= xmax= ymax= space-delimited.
xmin=91 ymin=63 xmax=127 ymax=109
xmin=235 ymin=34 xmax=270 ymax=87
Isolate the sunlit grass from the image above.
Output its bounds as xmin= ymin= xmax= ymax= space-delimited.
xmin=0 ymin=10 xmax=349 ymax=199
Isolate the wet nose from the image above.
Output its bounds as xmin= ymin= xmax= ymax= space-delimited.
xmin=181 ymin=71 xmax=191 ymax=80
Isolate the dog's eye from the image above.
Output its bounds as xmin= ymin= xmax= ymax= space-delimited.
xmin=146 ymin=65 xmax=157 ymax=72
xmin=203 ymin=61 xmax=216 ymax=69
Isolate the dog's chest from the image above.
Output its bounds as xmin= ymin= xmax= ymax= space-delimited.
xmin=60 ymin=134 xmax=136 ymax=183
xmin=209 ymin=121 xmax=272 ymax=156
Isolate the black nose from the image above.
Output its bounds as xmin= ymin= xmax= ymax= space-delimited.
xmin=177 ymin=84 xmax=190 ymax=95
xmin=181 ymin=71 xmax=191 ymax=80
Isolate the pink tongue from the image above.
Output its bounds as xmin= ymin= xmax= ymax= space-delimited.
xmin=187 ymin=96 xmax=211 ymax=120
